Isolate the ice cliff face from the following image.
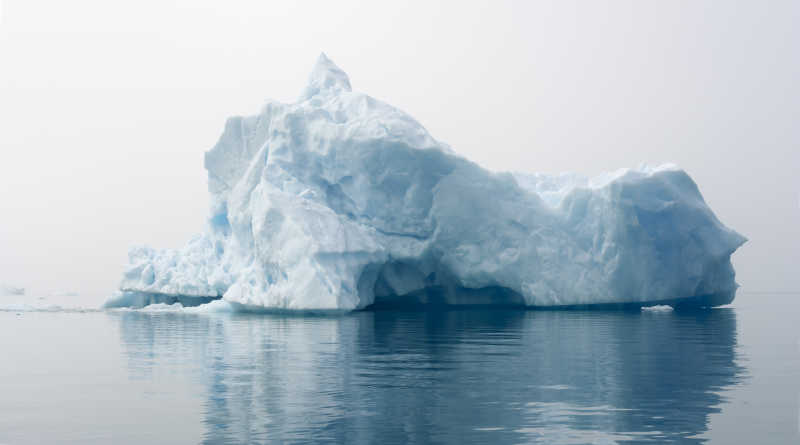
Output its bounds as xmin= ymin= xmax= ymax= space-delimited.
xmin=105 ymin=54 xmax=746 ymax=310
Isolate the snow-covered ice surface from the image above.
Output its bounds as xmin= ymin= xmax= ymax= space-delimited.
xmin=105 ymin=54 xmax=746 ymax=311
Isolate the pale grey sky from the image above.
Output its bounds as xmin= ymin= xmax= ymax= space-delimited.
xmin=1 ymin=0 xmax=798 ymax=305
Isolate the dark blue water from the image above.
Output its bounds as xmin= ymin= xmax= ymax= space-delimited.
xmin=1 ymin=294 xmax=798 ymax=444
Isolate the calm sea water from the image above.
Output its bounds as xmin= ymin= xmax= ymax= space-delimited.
xmin=1 ymin=293 xmax=798 ymax=444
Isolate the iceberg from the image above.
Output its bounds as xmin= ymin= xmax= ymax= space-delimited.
xmin=105 ymin=54 xmax=746 ymax=311
xmin=0 ymin=283 xmax=25 ymax=296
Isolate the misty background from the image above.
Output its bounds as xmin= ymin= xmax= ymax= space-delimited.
xmin=0 ymin=0 xmax=797 ymax=306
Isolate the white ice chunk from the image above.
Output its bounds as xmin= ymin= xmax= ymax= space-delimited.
xmin=641 ymin=305 xmax=674 ymax=312
xmin=0 ymin=283 xmax=25 ymax=296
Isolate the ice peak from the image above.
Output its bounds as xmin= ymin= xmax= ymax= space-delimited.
xmin=301 ymin=53 xmax=352 ymax=100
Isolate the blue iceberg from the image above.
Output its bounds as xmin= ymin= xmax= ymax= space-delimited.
xmin=105 ymin=54 xmax=745 ymax=311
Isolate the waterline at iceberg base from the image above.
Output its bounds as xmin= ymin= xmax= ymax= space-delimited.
xmin=104 ymin=54 xmax=746 ymax=312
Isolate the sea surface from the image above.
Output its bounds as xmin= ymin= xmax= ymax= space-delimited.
xmin=0 ymin=293 xmax=798 ymax=444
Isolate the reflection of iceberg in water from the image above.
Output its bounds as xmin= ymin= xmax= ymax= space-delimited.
xmin=113 ymin=308 xmax=743 ymax=444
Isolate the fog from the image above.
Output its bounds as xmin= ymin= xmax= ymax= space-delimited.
xmin=0 ymin=0 xmax=797 ymax=305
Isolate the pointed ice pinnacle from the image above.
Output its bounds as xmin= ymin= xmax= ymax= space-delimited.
xmin=300 ymin=52 xmax=352 ymax=101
